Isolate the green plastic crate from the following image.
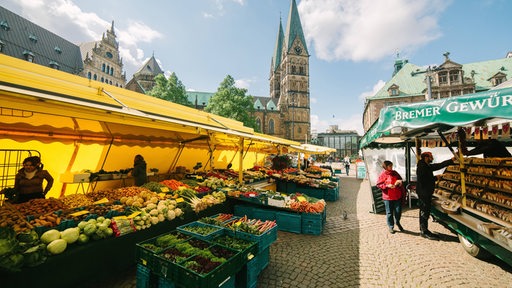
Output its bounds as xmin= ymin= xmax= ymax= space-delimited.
xmin=276 ymin=211 xmax=302 ymax=234
xmin=234 ymin=224 xmax=278 ymax=253
xmin=177 ymin=221 xmax=225 ymax=241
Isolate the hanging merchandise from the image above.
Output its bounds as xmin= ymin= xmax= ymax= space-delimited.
xmin=491 ymin=125 xmax=499 ymax=139
xmin=503 ymin=123 xmax=510 ymax=138
xmin=474 ymin=126 xmax=481 ymax=140
xmin=482 ymin=126 xmax=489 ymax=139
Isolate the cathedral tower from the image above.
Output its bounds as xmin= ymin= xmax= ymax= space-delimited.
xmin=269 ymin=0 xmax=310 ymax=142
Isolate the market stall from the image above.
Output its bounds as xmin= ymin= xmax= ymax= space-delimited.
xmin=0 ymin=54 xmax=303 ymax=287
xmin=0 ymin=54 xmax=299 ymax=198
xmin=360 ymin=87 xmax=512 ymax=265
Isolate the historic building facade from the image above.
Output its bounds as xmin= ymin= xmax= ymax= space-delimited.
xmin=125 ymin=54 xmax=164 ymax=94
xmin=0 ymin=6 xmax=83 ymax=75
xmin=79 ymin=21 xmax=126 ymax=88
xmin=363 ymin=52 xmax=512 ymax=132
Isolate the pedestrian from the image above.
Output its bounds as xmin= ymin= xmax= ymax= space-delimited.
xmin=344 ymin=156 xmax=350 ymax=176
xmin=132 ymin=154 xmax=147 ymax=186
xmin=14 ymin=156 xmax=54 ymax=203
xmin=416 ymin=151 xmax=454 ymax=240
xmin=376 ymin=160 xmax=405 ymax=234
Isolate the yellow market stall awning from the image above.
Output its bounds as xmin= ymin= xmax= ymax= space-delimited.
xmin=289 ymin=143 xmax=336 ymax=155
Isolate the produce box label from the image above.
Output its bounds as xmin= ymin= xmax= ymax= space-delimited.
xmin=69 ymin=210 xmax=89 ymax=217
xmin=94 ymin=198 xmax=109 ymax=204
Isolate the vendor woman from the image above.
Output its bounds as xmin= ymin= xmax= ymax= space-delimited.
xmin=14 ymin=156 xmax=54 ymax=203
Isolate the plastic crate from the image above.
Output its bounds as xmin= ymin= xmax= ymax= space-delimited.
xmin=212 ymin=235 xmax=258 ymax=265
xmin=301 ymin=212 xmax=323 ymax=235
xmin=295 ymin=186 xmax=325 ymax=199
xmin=235 ymin=258 xmax=259 ymax=288
xmin=252 ymin=208 xmax=276 ymax=221
xmin=257 ymin=247 xmax=270 ymax=272
xmin=234 ymin=224 xmax=278 ymax=254
xmin=158 ymin=277 xmax=176 ymax=288
xmin=275 ymin=211 xmax=301 ymax=234
xmin=177 ymin=221 xmax=225 ymax=241
xmin=136 ymin=231 xmax=191 ymax=267
xmin=234 ymin=205 xmax=254 ymax=218
xmin=276 ymin=180 xmax=287 ymax=193
xmin=172 ymin=254 xmax=241 ymax=288
xmin=324 ymin=188 xmax=338 ymax=202
xmin=136 ymin=263 xmax=152 ymax=288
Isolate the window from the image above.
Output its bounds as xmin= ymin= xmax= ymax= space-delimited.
xmin=268 ymin=119 xmax=275 ymax=134
xmin=23 ymin=50 xmax=34 ymax=62
xmin=93 ymin=74 xmax=97 ymax=80
xmin=0 ymin=21 xmax=10 ymax=31
xmin=110 ymin=67 xmax=114 ymax=75
xmin=291 ymin=65 xmax=296 ymax=74
xmin=106 ymin=51 xmax=113 ymax=59
xmin=49 ymin=61 xmax=60 ymax=70
xmin=87 ymin=72 xmax=92 ymax=79
xmin=54 ymin=46 xmax=62 ymax=54
xmin=0 ymin=40 xmax=4 ymax=53
xmin=102 ymin=64 xmax=106 ymax=72
xmin=256 ymin=118 xmax=261 ymax=130
xmin=449 ymin=71 xmax=459 ymax=82
xmin=29 ymin=34 xmax=37 ymax=43
xmin=101 ymin=77 xmax=104 ymax=83
xmin=438 ymin=72 xmax=448 ymax=84
xmin=299 ymin=66 xmax=304 ymax=75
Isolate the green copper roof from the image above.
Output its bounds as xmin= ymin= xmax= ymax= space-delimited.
xmin=284 ymin=0 xmax=308 ymax=54
xmin=371 ymin=56 xmax=512 ymax=99
xmin=186 ymin=91 xmax=214 ymax=105
xmin=272 ymin=20 xmax=284 ymax=72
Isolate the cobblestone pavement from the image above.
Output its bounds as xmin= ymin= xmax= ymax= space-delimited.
xmin=91 ymin=174 xmax=512 ymax=288
xmin=258 ymin=174 xmax=512 ymax=288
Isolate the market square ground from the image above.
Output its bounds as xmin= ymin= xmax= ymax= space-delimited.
xmin=83 ymin=171 xmax=512 ymax=288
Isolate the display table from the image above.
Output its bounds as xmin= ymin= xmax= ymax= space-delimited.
xmin=0 ymin=203 xmax=232 ymax=288
xmin=228 ymin=197 xmax=326 ymax=235
xmin=275 ymin=179 xmax=339 ymax=201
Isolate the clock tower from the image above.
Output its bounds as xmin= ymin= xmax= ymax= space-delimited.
xmin=269 ymin=0 xmax=310 ymax=142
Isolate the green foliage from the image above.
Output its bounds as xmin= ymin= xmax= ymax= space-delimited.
xmin=205 ymin=75 xmax=258 ymax=131
xmin=148 ymin=73 xmax=193 ymax=107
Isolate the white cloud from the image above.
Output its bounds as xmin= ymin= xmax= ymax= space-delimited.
xmin=310 ymin=97 xmax=318 ymax=104
xmin=360 ymin=80 xmax=386 ymax=102
xmin=235 ymin=78 xmax=254 ymax=90
xmin=298 ymin=0 xmax=450 ymax=62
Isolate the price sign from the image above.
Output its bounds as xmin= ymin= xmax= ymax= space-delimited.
xmin=176 ymin=197 xmax=184 ymax=203
xmin=160 ymin=187 xmax=169 ymax=193
xmin=297 ymin=196 xmax=307 ymax=202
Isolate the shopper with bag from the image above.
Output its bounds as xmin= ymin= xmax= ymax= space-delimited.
xmin=376 ymin=160 xmax=405 ymax=234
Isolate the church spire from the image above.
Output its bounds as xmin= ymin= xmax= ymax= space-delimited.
xmin=271 ymin=18 xmax=284 ymax=72
xmin=284 ymin=0 xmax=308 ymax=55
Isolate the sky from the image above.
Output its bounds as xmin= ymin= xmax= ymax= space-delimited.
xmin=2 ymin=0 xmax=512 ymax=137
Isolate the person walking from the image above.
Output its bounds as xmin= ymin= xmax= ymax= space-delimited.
xmin=416 ymin=151 xmax=454 ymax=240
xmin=344 ymin=155 xmax=350 ymax=176
xmin=376 ymin=160 xmax=405 ymax=234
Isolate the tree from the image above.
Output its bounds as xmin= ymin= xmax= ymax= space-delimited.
xmin=148 ymin=73 xmax=193 ymax=107
xmin=205 ymin=75 xmax=258 ymax=131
